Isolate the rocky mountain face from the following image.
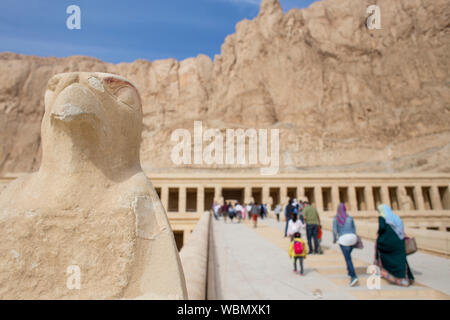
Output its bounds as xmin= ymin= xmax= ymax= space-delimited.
xmin=0 ymin=0 xmax=449 ymax=175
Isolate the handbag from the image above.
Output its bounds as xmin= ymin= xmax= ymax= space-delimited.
xmin=338 ymin=233 xmax=357 ymax=246
xmin=354 ymin=235 xmax=364 ymax=249
xmin=404 ymin=237 xmax=417 ymax=255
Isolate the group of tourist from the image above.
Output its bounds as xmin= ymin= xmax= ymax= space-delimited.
xmin=212 ymin=201 xmax=268 ymax=227
xmin=286 ymin=198 xmax=415 ymax=287
xmin=285 ymin=199 xmax=323 ymax=277
xmin=285 ymin=199 xmax=323 ymax=254
xmin=331 ymin=202 xmax=414 ymax=287
xmin=212 ymin=195 xmax=415 ymax=288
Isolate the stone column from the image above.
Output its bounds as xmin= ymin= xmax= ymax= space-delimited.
xmin=430 ymin=185 xmax=443 ymax=210
xmin=244 ymin=186 xmax=252 ymax=204
xmin=161 ymin=186 xmax=169 ymax=212
xmin=314 ymin=186 xmax=323 ymax=211
xmin=298 ymin=186 xmax=305 ymax=197
xmin=398 ymin=185 xmax=406 ymax=210
xmin=414 ymin=185 xmax=425 ymax=210
xmin=349 ymin=186 xmax=358 ymax=212
xmin=381 ymin=186 xmax=390 ymax=206
xmin=297 ymin=186 xmax=305 ymax=200
xmin=278 ymin=186 xmax=287 ymax=209
xmin=262 ymin=186 xmax=270 ymax=206
xmin=398 ymin=185 xmax=415 ymax=211
xmin=332 ymin=185 xmax=340 ymax=212
xmin=214 ymin=185 xmax=223 ymax=205
xmin=365 ymin=186 xmax=375 ymax=212
xmin=179 ymin=186 xmax=186 ymax=214
xmin=197 ymin=186 xmax=205 ymax=214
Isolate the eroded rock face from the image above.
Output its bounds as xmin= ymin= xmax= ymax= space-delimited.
xmin=0 ymin=0 xmax=449 ymax=175
xmin=0 ymin=72 xmax=187 ymax=299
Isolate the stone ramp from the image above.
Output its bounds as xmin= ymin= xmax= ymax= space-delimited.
xmin=259 ymin=218 xmax=450 ymax=300
xmin=212 ymin=216 xmax=449 ymax=300
xmin=212 ymin=218 xmax=356 ymax=300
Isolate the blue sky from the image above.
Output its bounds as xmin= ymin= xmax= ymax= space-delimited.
xmin=0 ymin=0 xmax=316 ymax=63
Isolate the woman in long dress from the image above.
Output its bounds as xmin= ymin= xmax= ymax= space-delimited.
xmin=375 ymin=204 xmax=414 ymax=286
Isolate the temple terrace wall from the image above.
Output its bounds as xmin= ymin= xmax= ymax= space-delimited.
xmin=179 ymin=211 xmax=216 ymax=300
xmin=2 ymin=172 xmax=450 ymax=251
xmin=148 ymin=172 xmax=450 ymax=248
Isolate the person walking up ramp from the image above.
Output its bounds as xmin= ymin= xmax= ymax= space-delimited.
xmin=289 ymin=232 xmax=307 ymax=275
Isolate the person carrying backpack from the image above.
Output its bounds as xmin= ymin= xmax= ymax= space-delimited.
xmin=250 ymin=202 xmax=260 ymax=228
xmin=259 ymin=203 xmax=266 ymax=220
xmin=289 ymin=232 xmax=307 ymax=275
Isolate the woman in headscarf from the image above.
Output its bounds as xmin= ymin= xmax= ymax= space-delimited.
xmin=333 ymin=203 xmax=358 ymax=287
xmin=375 ymin=204 xmax=414 ymax=286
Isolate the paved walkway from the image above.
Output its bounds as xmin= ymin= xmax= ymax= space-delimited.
xmin=212 ymin=216 xmax=450 ymax=300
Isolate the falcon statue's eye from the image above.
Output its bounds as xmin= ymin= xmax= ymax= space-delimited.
xmin=103 ymin=77 xmax=140 ymax=109
xmin=114 ymin=86 xmax=140 ymax=109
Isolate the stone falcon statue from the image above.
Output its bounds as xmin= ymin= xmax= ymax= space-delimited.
xmin=0 ymin=72 xmax=188 ymax=299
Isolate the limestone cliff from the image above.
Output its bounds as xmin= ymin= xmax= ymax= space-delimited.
xmin=0 ymin=0 xmax=449 ymax=175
